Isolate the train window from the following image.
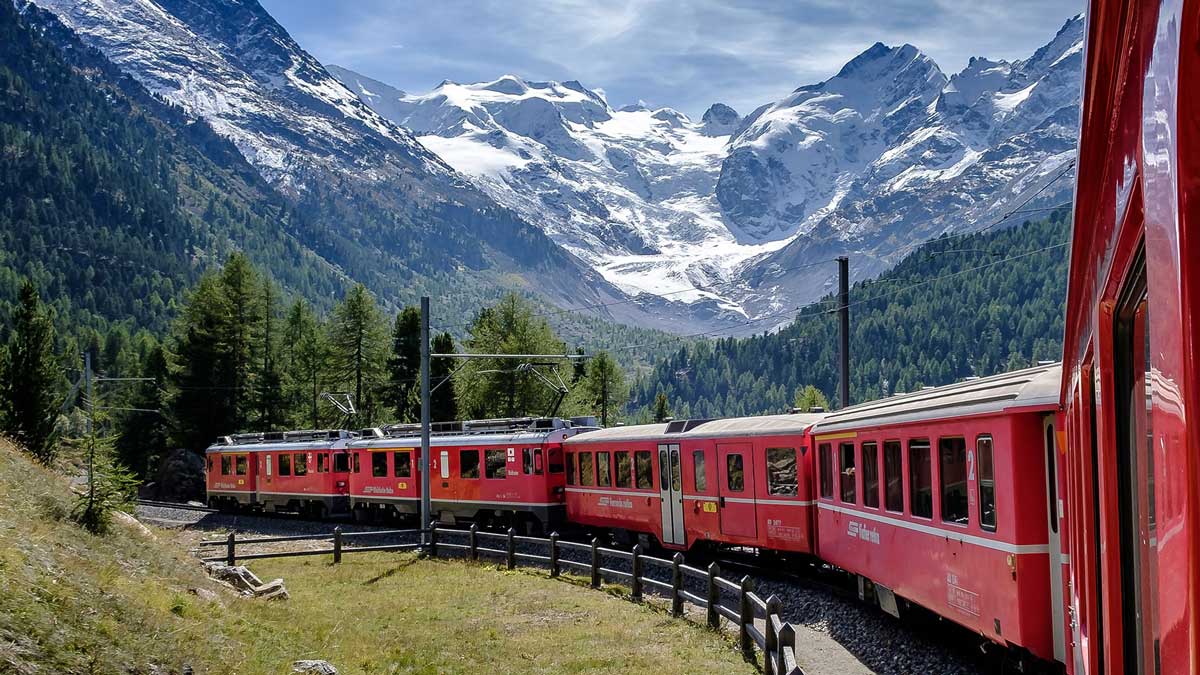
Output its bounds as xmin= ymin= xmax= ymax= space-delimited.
xmin=818 ymin=443 xmax=833 ymax=499
xmin=579 ymin=452 xmax=595 ymax=486
xmin=726 ymin=454 xmax=745 ymax=492
xmin=977 ymin=436 xmax=996 ymax=531
xmin=615 ymin=451 xmax=632 ymax=488
xmin=279 ymin=453 xmax=292 ymax=476
xmin=294 ymin=453 xmax=308 ymax=476
xmin=394 ymin=452 xmax=412 ymax=478
xmin=839 ymin=443 xmax=856 ymax=504
xmin=440 ymin=450 xmax=450 ymax=480
xmin=939 ymin=438 xmax=967 ymax=525
xmin=693 ymin=451 xmax=707 ymax=492
xmin=352 ymin=453 xmax=360 ymax=474
xmin=334 ymin=452 xmax=350 ymax=473
xmin=547 ymin=447 xmax=563 ymax=474
xmin=461 ymin=450 xmax=480 ymax=479
xmin=522 ymin=448 xmax=533 ymax=475
xmin=266 ymin=454 xmax=272 ymax=477
xmin=766 ymin=448 xmax=797 ymax=497
xmin=206 ymin=456 xmax=213 ymax=472
xmin=635 ymin=451 xmax=653 ymax=489
xmin=884 ymin=441 xmax=903 ymax=512
xmin=221 ymin=455 xmax=232 ymax=475
xmin=597 ymin=452 xmax=612 ymax=487
xmin=485 ymin=450 xmax=507 ymax=479
xmin=565 ymin=452 xmax=575 ymax=485
xmin=862 ymin=443 xmax=879 ymax=508
xmin=317 ymin=453 xmax=328 ymax=473
xmin=371 ymin=452 xmax=387 ymax=478
xmin=534 ymin=448 xmax=544 ymax=475
xmin=235 ymin=455 xmax=247 ymax=475
xmin=908 ymin=440 xmax=932 ymax=518
xmin=671 ymin=447 xmax=682 ymax=492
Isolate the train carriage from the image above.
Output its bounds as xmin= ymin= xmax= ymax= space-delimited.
xmin=347 ymin=417 xmax=587 ymax=532
xmin=204 ymin=430 xmax=356 ymax=516
xmin=808 ymin=364 xmax=1066 ymax=664
xmin=1064 ymin=2 xmax=1200 ymax=673
xmin=563 ymin=414 xmax=825 ymax=552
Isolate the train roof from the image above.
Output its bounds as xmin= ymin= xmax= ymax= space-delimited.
xmin=205 ymin=429 xmax=358 ymax=453
xmin=566 ymin=412 xmax=826 ymax=445
xmin=811 ymin=362 xmax=1062 ymax=435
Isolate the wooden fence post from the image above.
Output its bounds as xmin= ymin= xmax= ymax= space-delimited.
xmin=670 ymin=552 xmax=684 ymax=617
xmin=332 ymin=526 xmax=342 ymax=565
xmin=590 ymin=537 xmax=601 ymax=588
xmin=226 ymin=531 xmax=236 ymax=566
xmin=549 ymin=532 xmax=560 ymax=578
xmin=506 ymin=527 xmax=516 ymax=570
xmin=778 ymin=622 xmax=796 ymax=675
xmin=706 ymin=562 xmax=721 ymax=629
xmin=630 ymin=544 xmax=643 ymax=602
xmin=765 ymin=594 xmax=780 ymax=673
xmin=469 ymin=523 xmax=478 ymax=561
xmin=429 ymin=520 xmax=438 ymax=558
xmin=739 ymin=575 xmax=754 ymax=662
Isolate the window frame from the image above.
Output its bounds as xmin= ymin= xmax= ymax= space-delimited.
xmin=317 ymin=452 xmax=328 ymax=473
xmin=725 ymin=453 xmax=745 ymax=493
xmin=220 ymin=455 xmax=232 ymax=475
xmin=565 ymin=451 xmax=576 ymax=485
xmin=861 ymin=442 xmax=879 ymax=508
xmin=460 ymin=449 xmax=480 ymax=480
xmin=578 ymin=451 xmax=595 ymax=486
xmin=883 ymin=440 xmax=903 ymax=512
xmin=394 ymin=451 xmax=412 ymax=478
xmin=279 ymin=453 xmax=292 ymax=476
xmin=693 ymin=450 xmax=708 ymax=493
xmin=333 ymin=452 xmax=350 ymax=473
xmin=484 ymin=449 xmax=508 ymax=479
xmin=597 ymin=451 xmax=612 ymax=487
xmin=908 ymin=439 xmax=933 ymax=519
xmin=818 ymin=443 xmax=834 ymax=499
xmin=615 ymin=451 xmax=633 ymax=489
xmin=293 ymin=452 xmax=308 ymax=477
xmin=765 ymin=447 xmax=798 ymax=497
xmin=838 ymin=442 xmax=857 ymax=504
xmin=371 ymin=451 xmax=387 ymax=478
xmin=634 ymin=451 xmax=653 ymax=490
xmin=938 ymin=437 xmax=969 ymax=526
xmin=977 ymin=435 xmax=997 ymax=532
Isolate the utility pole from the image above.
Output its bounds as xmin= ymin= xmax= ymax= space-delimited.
xmin=84 ymin=352 xmax=95 ymax=511
xmin=837 ymin=256 xmax=851 ymax=410
xmin=419 ymin=296 xmax=431 ymax=548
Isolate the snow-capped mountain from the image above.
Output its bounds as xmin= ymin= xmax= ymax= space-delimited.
xmin=334 ymin=15 xmax=1081 ymax=327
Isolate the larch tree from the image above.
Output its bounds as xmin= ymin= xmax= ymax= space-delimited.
xmin=1 ymin=279 xmax=61 ymax=463
xmin=328 ymin=284 xmax=387 ymax=427
xmin=384 ymin=306 xmax=420 ymax=422
xmin=583 ymin=351 xmax=627 ymax=427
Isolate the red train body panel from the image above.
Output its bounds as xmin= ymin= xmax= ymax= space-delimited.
xmin=1063 ymin=1 xmax=1200 ymax=673
xmin=205 ymin=430 xmax=355 ymax=515
xmin=810 ymin=365 xmax=1063 ymax=662
xmin=563 ymin=415 xmax=824 ymax=553
xmin=346 ymin=417 xmax=587 ymax=530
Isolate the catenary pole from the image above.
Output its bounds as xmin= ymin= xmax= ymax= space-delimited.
xmin=838 ymin=256 xmax=850 ymax=410
xmin=419 ymin=296 xmax=432 ymax=548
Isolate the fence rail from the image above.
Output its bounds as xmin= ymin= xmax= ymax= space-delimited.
xmin=200 ymin=523 xmax=804 ymax=674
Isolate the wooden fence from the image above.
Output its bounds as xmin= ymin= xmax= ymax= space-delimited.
xmin=198 ymin=524 xmax=804 ymax=675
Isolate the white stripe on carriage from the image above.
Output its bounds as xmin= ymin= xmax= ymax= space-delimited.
xmin=817 ymin=502 xmax=1049 ymax=555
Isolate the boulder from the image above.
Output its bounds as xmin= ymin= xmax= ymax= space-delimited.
xmin=152 ymin=449 xmax=206 ymax=502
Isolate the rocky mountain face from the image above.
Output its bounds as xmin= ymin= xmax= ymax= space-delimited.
xmin=334 ymin=15 xmax=1081 ymax=329
xmin=29 ymin=0 xmax=676 ymax=330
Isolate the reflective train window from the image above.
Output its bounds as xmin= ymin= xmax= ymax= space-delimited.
xmin=221 ymin=455 xmax=232 ymax=475
xmin=578 ymin=452 xmax=595 ymax=486
xmin=334 ymin=452 xmax=350 ymax=473
xmin=317 ymin=453 xmax=328 ymax=473
xmin=634 ymin=451 xmax=653 ymax=489
xmin=861 ymin=443 xmax=879 ymax=508
xmin=766 ymin=448 xmax=797 ymax=496
xmin=565 ymin=452 xmax=575 ymax=485
xmin=838 ymin=442 xmax=856 ymax=504
xmin=236 ymin=455 xmax=248 ymax=475
xmin=522 ymin=448 xmax=533 ymax=475
xmin=393 ymin=451 xmax=412 ymax=478
xmin=293 ymin=453 xmax=307 ymax=476
xmin=818 ymin=443 xmax=833 ymax=499
xmin=485 ymin=449 xmax=507 ymax=479
xmin=597 ymin=451 xmax=612 ymax=487
xmin=615 ymin=451 xmax=632 ymax=488
xmin=279 ymin=453 xmax=292 ymax=476
xmin=547 ymin=447 xmax=563 ymax=474
xmin=692 ymin=451 xmax=706 ymax=492
xmin=977 ymin=436 xmax=996 ymax=531
xmin=726 ymin=454 xmax=745 ymax=492
xmin=371 ymin=452 xmax=386 ymax=478
xmin=938 ymin=437 xmax=967 ymax=525
xmin=908 ymin=439 xmax=932 ymax=518
xmin=884 ymin=441 xmax=903 ymax=512
xmin=460 ymin=450 xmax=480 ymax=479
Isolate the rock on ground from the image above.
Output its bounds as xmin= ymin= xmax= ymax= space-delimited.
xmin=292 ymin=660 xmax=338 ymax=674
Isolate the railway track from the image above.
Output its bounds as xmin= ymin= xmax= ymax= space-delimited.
xmin=136 ymin=498 xmax=218 ymax=513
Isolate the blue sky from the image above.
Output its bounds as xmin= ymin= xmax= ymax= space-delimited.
xmin=260 ymin=0 xmax=1083 ymax=118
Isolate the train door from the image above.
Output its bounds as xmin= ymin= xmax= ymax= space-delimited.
xmin=717 ymin=443 xmax=756 ymax=538
xmin=657 ymin=443 xmax=685 ymax=546
xmin=1113 ymin=256 xmax=1159 ymax=675
xmin=1043 ymin=415 xmax=1066 ymax=664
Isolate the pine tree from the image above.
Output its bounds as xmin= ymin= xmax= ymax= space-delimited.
xmin=653 ymin=391 xmax=671 ymax=423
xmin=1 ymin=280 xmax=61 ymax=463
xmin=282 ymin=299 xmax=327 ymax=428
xmin=255 ymin=277 xmax=285 ymax=431
xmin=115 ymin=345 xmax=169 ymax=478
xmin=384 ymin=306 xmax=420 ymax=422
xmin=169 ymin=274 xmax=234 ymax=451
xmin=584 ymin=351 xmax=627 ymax=426
xmin=430 ymin=331 xmax=458 ymax=422
xmin=218 ymin=253 xmax=263 ymax=430
xmin=328 ymin=284 xmax=387 ymax=427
